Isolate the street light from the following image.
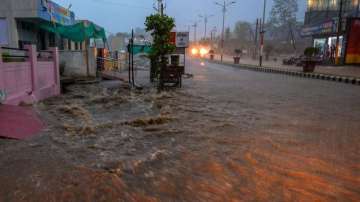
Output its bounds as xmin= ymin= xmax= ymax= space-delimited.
xmin=199 ymin=14 xmax=214 ymax=40
xmin=210 ymin=26 xmax=217 ymax=41
xmin=215 ymin=0 xmax=236 ymax=62
xmin=259 ymin=0 xmax=266 ymax=67
xmin=154 ymin=0 xmax=165 ymax=14
xmin=192 ymin=21 xmax=200 ymax=44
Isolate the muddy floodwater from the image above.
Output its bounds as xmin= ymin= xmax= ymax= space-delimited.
xmin=0 ymin=59 xmax=359 ymax=201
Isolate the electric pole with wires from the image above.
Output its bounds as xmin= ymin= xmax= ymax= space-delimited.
xmin=335 ymin=0 xmax=344 ymax=65
xmin=259 ymin=0 xmax=266 ymax=67
xmin=199 ymin=14 xmax=214 ymax=40
xmin=192 ymin=22 xmax=198 ymax=43
xmin=154 ymin=0 xmax=165 ymax=14
xmin=215 ymin=0 xmax=236 ymax=62
xmin=210 ymin=26 xmax=217 ymax=41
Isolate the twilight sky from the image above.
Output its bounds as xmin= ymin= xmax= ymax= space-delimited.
xmin=54 ymin=0 xmax=307 ymax=36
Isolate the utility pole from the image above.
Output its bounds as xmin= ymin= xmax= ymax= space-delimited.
xmin=210 ymin=26 xmax=217 ymax=49
xmin=289 ymin=22 xmax=296 ymax=51
xmin=199 ymin=14 xmax=214 ymax=40
xmin=259 ymin=0 xmax=266 ymax=67
xmin=210 ymin=26 xmax=217 ymax=41
xmin=335 ymin=0 xmax=343 ymax=65
xmin=131 ymin=29 xmax=135 ymax=86
xmin=254 ymin=19 xmax=259 ymax=59
xmin=215 ymin=0 xmax=236 ymax=62
xmin=154 ymin=0 xmax=165 ymax=14
xmin=192 ymin=22 xmax=198 ymax=43
xmin=157 ymin=0 xmax=162 ymax=14
xmin=161 ymin=2 xmax=164 ymax=16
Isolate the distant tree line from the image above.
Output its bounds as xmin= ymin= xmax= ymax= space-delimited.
xmin=215 ymin=0 xmax=310 ymax=59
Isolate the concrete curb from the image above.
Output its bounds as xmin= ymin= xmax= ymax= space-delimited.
xmin=207 ymin=60 xmax=360 ymax=86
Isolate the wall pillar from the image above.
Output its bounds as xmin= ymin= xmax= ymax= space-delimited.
xmin=25 ymin=44 xmax=38 ymax=94
xmin=8 ymin=18 xmax=19 ymax=48
xmin=0 ymin=47 xmax=4 ymax=89
xmin=50 ymin=47 xmax=60 ymax=95
xmin=88 ymin=47 xmax=97 ymax=77
xmin=0 ymin=44 xmax=6 ymax=104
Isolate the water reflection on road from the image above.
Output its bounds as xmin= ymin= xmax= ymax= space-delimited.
xmin=121 ymin=59 xmax=360 ymax=201
xmin=1 ymin=58 xmax=359 ymax=201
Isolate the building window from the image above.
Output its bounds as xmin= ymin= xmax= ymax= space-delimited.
xmin=308 ymin=0 xmax=359 ymax=11
xmin=0 ymin=18 xmax=9 ymax=45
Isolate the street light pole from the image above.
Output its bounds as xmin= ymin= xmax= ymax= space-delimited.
xmin=154 ymin=0 xmax=162 ymax=13
xmin=192 ymin=22 xmax=198 ymax=43
xmin=259 ymin=0 xmax=266 ymax=67
xmin=199 ymin=14 xmax=214 ymax=40
xmin=221 ymin=6 xmax=225 ymax=62
xmin=215 ymin=0 xmax=236 ymax=62
xmin=335 ymin=0 xmax=344 ymax=65
xmin=254 ymin=19 xmax=259 ymax=59
xmin=205 ymin=17 xmax=208 ymax=39
xmin=210 ymin=26 xmax=217 ymax=41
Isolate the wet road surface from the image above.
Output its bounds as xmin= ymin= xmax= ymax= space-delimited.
xmin=0 ymin=58 xmax=359 ymax=201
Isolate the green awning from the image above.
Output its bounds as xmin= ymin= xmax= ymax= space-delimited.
xmin=39 ymin=20 xmax=106 ymax=42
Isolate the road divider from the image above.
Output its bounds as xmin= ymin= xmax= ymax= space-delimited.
xmin=206 ymin=59 xmax=360 ymax=86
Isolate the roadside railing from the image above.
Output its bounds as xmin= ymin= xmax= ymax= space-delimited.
xmin=97 ymin=57 xmax=119 ymax=71
xmin=1 ymin=47 xmax=29 ymax=62
xmin=37 ymin=50 xmax=53 ymax=62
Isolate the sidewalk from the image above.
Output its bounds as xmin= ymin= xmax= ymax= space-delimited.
xmin=213 ymin=54 xmax=360 ymax=79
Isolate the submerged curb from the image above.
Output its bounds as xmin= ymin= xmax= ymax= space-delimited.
xmin=207 ymin=60 xmax=360 ymax=86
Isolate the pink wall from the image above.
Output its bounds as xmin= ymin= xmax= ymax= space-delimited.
xmin=0 ymin=45 xmax=60 ymax=105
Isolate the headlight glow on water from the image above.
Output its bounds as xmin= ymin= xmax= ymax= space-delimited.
xmin=199 ymin=48 xmax=208 ymax=56
xmin=191 ymin=48 xmax=199 ymax=55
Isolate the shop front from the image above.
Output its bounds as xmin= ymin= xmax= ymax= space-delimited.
xmin=313 ymin=36 xmax=344 ymax=59
xmin=344 ymin=18 xmax=360 ymax=64
xmin=0 ymin=0 xmax=76 ymax=49
xmin=302 ymin=20 xmax=338 ymax=56
xmin=301 ymin=18 xmax=360 ymax=64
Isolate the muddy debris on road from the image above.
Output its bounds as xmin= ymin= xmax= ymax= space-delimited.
xmin=1 ymin=67 xmax=360 ymax=202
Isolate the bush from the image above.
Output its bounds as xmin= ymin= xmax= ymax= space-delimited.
xmin=1 ymin=52 xmax=26 ymax=62
xmin=1 ymin=52 xmax=10 ymax=62
xmin=234 ymin=49 xmax=242 ymax=56
xmin=304 ymin=47 xmax=320 ymax=57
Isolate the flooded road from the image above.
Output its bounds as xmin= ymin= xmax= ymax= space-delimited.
xmin=0 ymin=58 xmax=359 ymax=201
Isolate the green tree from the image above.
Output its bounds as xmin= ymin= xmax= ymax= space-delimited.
xmin=268 ymin=0 xmax=298 ymax=51
xmin=269 ymin=0 xmax=298 ymax=28
xmin=145 ymin=14 xmax=175 ymax=82
xmin=225 ymin=27 xmax=231 ymax=41
xmin=233 ymin=21 xmax=252 ymax=43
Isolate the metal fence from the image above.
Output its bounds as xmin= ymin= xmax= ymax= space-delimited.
xmin=1 ymin=47 xmax=29 ymax=62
